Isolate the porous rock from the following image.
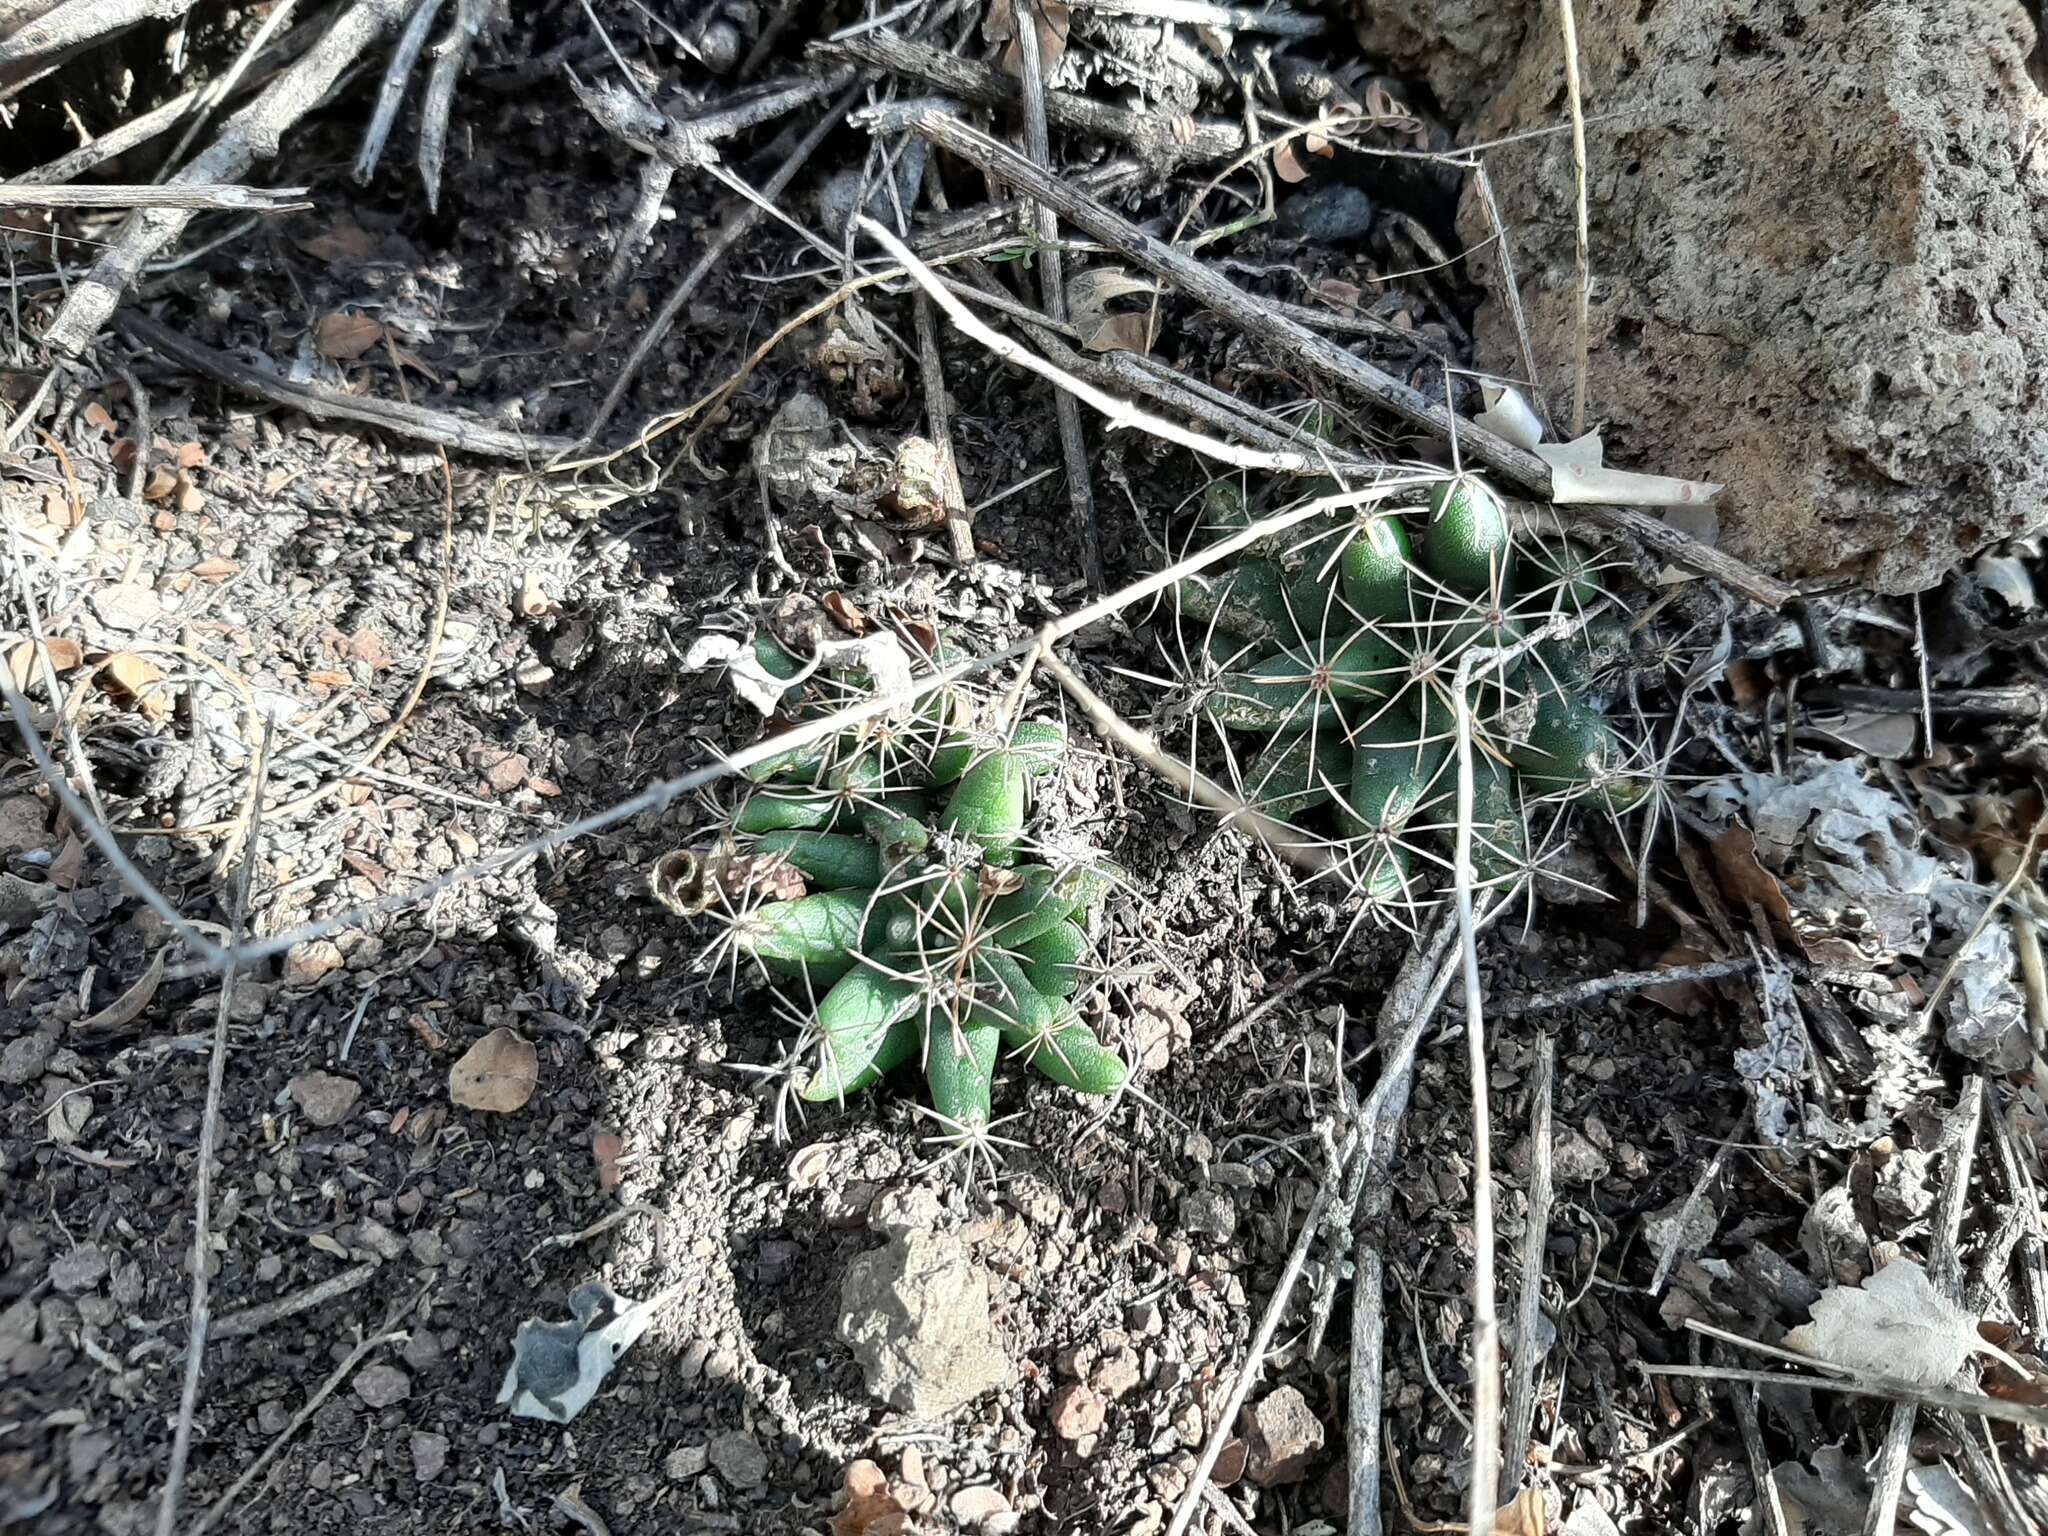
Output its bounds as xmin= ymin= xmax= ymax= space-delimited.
xmin=1241 ymin=1385 xmax=1324 ymax=1487
xmin=837 ymin=1230 xmax=1009 ymax=1416
xmin=1453 ymin=0 xmax=2047 ymax=594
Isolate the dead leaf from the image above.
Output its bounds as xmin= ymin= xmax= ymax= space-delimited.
xmin=820 ymin=591 xmax=868 ymax=636
xmin=592 ymin=1127 xmax=624 ymax=1193
xmin=1273 ymin=136 xmax=1313 ymax=183
xmin=1067 ymin=267 xmax=1161 ymax=355
xmin=143 ymin=466 xmax=179 ymax=502
xmin=81 ymin=401 xmax=115 ymax=434
xmin=986 ymin=0 xmax=1070 ymax=76
xmin=315 ymin=311 xmax=385 ymax=361
xmin=1709 ymin=823 xmax=1797 ymax=936
xmin=1785 ymin=1258 xmax=2027 ymax=1388
xmin=190 ymin=557 xmax=238 ymax=581
xmin=6 ymin=636 xmax=82 ymax=691
xmin=78 ymin=950 xmax=163 ymax=1036
xmin=98 ymin=652 xmax=169 ymax=721
xmin=680 ymin=632 xmax=794 ymax=717
xmin=1491 ymin=1488 xmax=1548 ymax=1534
xmin=45 ymin=833 xmax=82 ymax=892
xmin=449 ymin=1027 xmax=538 ymax=1113
xmin=409 ymin=1013 xmax=448 ymax=1052
xmin=176 ymin=441 xmax=205 ymax=470
xmin=297 ymin=220 xmax=379 ymax=264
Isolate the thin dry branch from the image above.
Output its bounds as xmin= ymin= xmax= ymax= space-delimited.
xmin=42 ymin=0 xmax=412 ymax=355
xmin=1038 ymin=644 xmax=1335 ymax=878
xmin=418 ymin=0 xmax=490 ymax=210
xmin=354 ymin=0 xmax=448 ymax=183
xmin=1067 ymin=0 xmax=1323 ymax=32
xmin=0 ymin=183 xmax=311 ymax=211
xmin=119 ymin=312 xmax=577 ymax=459
xmin=154 ymin=716 xmax=273 ymax=1536
xmin=825 ymin=30 xmax=1243 ymax=168
xmin=1011 ymin=0 xmax=1104 ymax=592
xmin=1557 ymin=0 xmax=1591 ymax=435
xmin=1499 ymin=1035 xmax=1555 ymax=1501
xmin=0 ymin=0 xmax=199 ymax=92
xmin=580 ymin=79 xmax=861 ymax=443
xmin=856 ymin=215 xmax=1328 ymax=473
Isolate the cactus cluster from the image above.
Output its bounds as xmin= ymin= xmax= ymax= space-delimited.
xmin=662 ymin=634 xmax=1126 ymax=1141
xmin=1157 ymin=463 xmax=1648 ymax=917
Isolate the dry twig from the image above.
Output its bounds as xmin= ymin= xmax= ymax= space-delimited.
xmin=155 ymin=716 xmax=273 ymax=1536
xmin=1499 ymin=1035 xmax=1555 ymax=1501
xmin=43 ymin=0 xmax=413 ymax=355
xmin=118 ymin=312 xmax=576 ymax=459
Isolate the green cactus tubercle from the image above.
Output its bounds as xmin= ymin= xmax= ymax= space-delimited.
xmin=1169 ymin=470 xmax=1645 ymax=898
xmin=680 ymin=639 xmax=1125 ymax=1130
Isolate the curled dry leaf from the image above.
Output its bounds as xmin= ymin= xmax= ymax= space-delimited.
xmin=5 ymin=636 xmax=82 ymax=691
xmin=315 ymin=311 xmax=385 ymax=361
xmin=79 ymin=950 xmax=166 ymax=1032
xmin=821 ymin=591 xmax=869 ymax=636
xmin=98 ymin=652 xmax=169 ymax=722
xmin=449 ymin=1026 xmax=539 ymax=1113
xmin=1068 ymin=267 xmax=1161 ymax=355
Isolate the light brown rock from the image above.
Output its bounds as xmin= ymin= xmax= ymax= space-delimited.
xmin=1051 ymin=1382 xmax=1106 ymax=1441
xmin=1458 ymin=0 xmax=2048 ymax=594
xmin=1241 ymin=1386 xmax=1324 ymax=1487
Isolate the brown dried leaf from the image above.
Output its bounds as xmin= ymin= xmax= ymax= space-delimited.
xmin=143 ymin=466 xmax=179 ymax=502
xmin=81 ymin=401 xmax=115 ymax=434
xmin=449 ymin=1026 xmax=538 ymax=1113
xmin=821 ymin=591 xmax=869 ymax=636
xmin=98 ymin=651 xmax=169 ymax=721
xmin=297 ymin=220 xmax=379 ymax=264
xmin=827 ymin=1460 xmax=911 ymax=1536
xmin=1067 ymin=267 xmax=1161 ymax=356
xmin=986 ymin=0 xmax=1070 ymax=76
xmin=315 ymin=311 xmax=384 ymax=361
xmin=592 ymin=1128 xmax=625 ymax=1193
xmin=190 ymin=557 xmax=239 ymax=581
xmin=176 ymin=441 xmax=205 ymax=469
xmin=1491 ymin=1488 xmax=1548 ymax=1535
xmin=1709 ymin=824 xmax=1798 ymax=939
xmin=1273 ymin=136 xmax=1312 ymax=183
xmin=6 ymin=637 xmax=82 ymax=691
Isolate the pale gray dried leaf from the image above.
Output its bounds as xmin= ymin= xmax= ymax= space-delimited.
xmin=497 ymin=1281 xmax=676 ymax=1424
xmin=1785 ymin=1259 xmax=2016 ymax=1387
xmin=1971 ymin=552 xmax=2035 ymax=612
xmin=1773 ymin=1444 xmax=1871 ymax=1536
xmin=1903 ymin=1461 xmax=1993 ymax=1536
xmin=449 ymin=1027 xmax=538 ymax=1114
xmin=80 ymin=949 xmax=165 ymax=1031
xmin=680 ymin=632 xmax=790 ymax=717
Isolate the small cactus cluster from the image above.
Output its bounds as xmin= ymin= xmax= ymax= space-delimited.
xmin=662 ymin=633 xmax=1126 ymax=1145
xmin=1154 ymin=460 xmax=1648 ymax=919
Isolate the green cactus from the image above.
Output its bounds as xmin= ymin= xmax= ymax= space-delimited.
xmin=668 ymin=636 xmax=1127 ymax=1145
xmin=1156 ymin=465 xmax=1649 ymax=915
